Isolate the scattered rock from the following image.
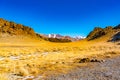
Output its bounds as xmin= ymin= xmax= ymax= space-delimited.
xmin=79 ymin=58 xmax=90 ymax=63
xmin=90 ymin=59 xmax=105 ymax=63
xmin=46 ymin=56 xmax=120 ymax=80
xmin=74 ymin=57 xmax=105 ymax=63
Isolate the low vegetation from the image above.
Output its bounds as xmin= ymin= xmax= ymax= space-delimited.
xmin=0 ymin=40 xmax=120 ymax=79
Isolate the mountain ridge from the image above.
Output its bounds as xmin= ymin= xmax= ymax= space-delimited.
xmin=1 ymin=18 xmax=120 ymax=43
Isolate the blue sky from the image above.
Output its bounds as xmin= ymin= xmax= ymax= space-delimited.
xmin=0 ymin=0 xmax=120 ymax=37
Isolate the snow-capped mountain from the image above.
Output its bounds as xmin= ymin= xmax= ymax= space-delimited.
xmin=47 ymin=34 xmax=85 ymax=41
xmin=75 ymin=36 xmax=86 ymax=39
xmin=48 ymin=34 xmax=63 ymax=39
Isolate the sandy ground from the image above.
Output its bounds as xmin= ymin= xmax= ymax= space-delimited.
xmin=45 ymin=56 xmax=120 ymax=80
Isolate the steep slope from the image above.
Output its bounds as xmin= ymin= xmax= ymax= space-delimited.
xmin=0 ymin=18 xmax=44 ymax=46
xmin=86 ymin=25 xmax=120 ymax=42
xmin=111 ymin=32 xmax=120 ymax=41
xmin=114 ymin=24 xmax=120 ymax=29
xmin=0 ymin=18 xmax=37 ymax=37
xmin=87 ymin=26 xmax=113 ymax=40
xmin=111 ymin=24 xmax=120 ymax=42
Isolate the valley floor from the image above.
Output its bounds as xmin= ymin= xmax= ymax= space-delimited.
xmin=0 ymin=40 xmax=120 ymax=80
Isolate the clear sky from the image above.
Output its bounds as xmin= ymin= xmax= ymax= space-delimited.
xmin=0 ymin=0 xmax=120 ymax=37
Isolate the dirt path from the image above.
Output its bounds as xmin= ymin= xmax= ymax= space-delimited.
xmin=46 ymin=56 xmax=120 ymax=80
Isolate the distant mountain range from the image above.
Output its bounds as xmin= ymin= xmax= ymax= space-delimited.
xmin=36 ymin=33 xmax=82 ymax=42
xmin=41 ymin=34 xmax=85 ymax=41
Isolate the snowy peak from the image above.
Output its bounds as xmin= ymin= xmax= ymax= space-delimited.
xmin=47 ymin=34 xmax=85 ymax=41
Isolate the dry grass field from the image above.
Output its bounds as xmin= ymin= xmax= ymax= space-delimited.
xmin=0 ymin=36 xmax=120 ymax=80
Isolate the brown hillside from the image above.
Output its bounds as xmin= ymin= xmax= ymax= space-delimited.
xmin=0 ymin=18 xmax=36 ymax=37
xmin=86 ymin=26 xmax=116 ymax=41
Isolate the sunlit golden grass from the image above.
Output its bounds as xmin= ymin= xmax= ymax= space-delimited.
xmin=0 ymin=73 xmax=10 ymax=80
xmin=0 ymin=39 xmax=120 ymax=79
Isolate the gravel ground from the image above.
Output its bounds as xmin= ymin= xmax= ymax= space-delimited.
xmin=45 ymin=56 xmax=120 ymax=80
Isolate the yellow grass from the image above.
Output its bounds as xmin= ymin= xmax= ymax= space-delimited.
xmin=0 ymin=38 xmax=120 ymax=79
xmin=0 ymin=73 xmax=10 ymax=80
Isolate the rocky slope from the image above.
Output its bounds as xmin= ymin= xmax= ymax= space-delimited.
xmin=87 ymin=25 xmax=120 ymax=42
xmin=0 ymin=18 xmax=43 ymax=44
xmin=0 ymin=18 xmax=36 ymax=37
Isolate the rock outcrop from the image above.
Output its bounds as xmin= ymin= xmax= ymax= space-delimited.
xmin=87 ymin=26 xmax=114 ymax=41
